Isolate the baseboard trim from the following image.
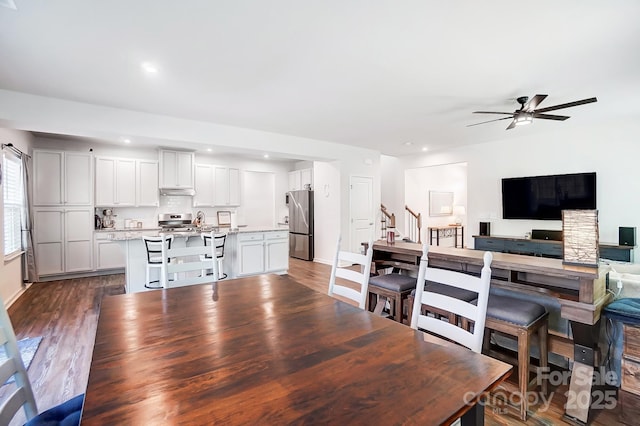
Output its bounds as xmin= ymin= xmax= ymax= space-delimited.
xmin=37 ymin=268 xmax=125 ymax=282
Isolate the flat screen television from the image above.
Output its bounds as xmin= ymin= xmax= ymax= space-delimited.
xmin=502 ymin=172 xmax=596 ymax=220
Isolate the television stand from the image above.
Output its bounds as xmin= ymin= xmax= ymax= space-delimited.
xmin=473 ymin=235 xmax=634 ymax=262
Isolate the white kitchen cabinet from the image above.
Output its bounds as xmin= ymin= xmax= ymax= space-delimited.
xmin=159 ymin=150 xmax=194 ymax=188
xmin=33 ymin=150 xmax=93 ymax=206
xmin=95 ymin=157 xmax=136 ymax=206
xmin=237 ymin=231 xmax=288 ymax=277
xmin=94 ymin=239 xmax=125 ymax=270
xmin=193 ymin=163 xmax=215 ymax=206
xmin=214 ymin=166 xmax=240 ymax=206
xmin=34 ymin=207 xmax=93 ymax=276
xmin=288 ymin=168 xmax=313 ymax=191
xmin=137 ymin=160 xmax=159 ymax=206
xmin=95 ymin=157 xmax=158 ymax=207
xmin=265 ymin=232 xmax=289 ymax=272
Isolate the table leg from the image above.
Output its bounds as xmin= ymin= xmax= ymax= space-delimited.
xmin=460 ymin=399 xmax=484 ymax=426
xmin=564 ymin=320 xmax=604 ymax=424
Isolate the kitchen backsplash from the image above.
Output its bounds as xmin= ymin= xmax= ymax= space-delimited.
xmin=96 ymin=195 xmax=242 ymax=229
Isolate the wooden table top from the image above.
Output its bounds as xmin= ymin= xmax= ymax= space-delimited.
xmin=82 ymin=274 xmax=511 ymax=425
xmin=371 ymin=240 xmax=599 ymax=279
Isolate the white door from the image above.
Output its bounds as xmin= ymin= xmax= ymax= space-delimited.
xmin=137 ymin=160 xmax=159 ymax=206
xmin=115 ymin=159 xmax=136 ymax=205
xmin=65 ymin=152 xmax=93 ymax=205
xmin=95 ymin=157 xmax=116 ymax=206
xmin=214 ymin=167 xmax=230 ymax=206
xmin=65 ymin=208 xmax=93 ymax=272
xmin=349 ymin=176 xmax=374 ymax=253
xmin=34 ymin=209 xmax=64 ymax=275
xmin=194 ymin=164 xmax=215 ymax=206
xmin=33 ymin=151 xmax=63 ymax=205
xmin=176 ymin=152 xmax=194 ymax=188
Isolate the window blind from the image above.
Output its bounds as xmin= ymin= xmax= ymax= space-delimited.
xmin=3 ymin=152 xmax=23 ymax=256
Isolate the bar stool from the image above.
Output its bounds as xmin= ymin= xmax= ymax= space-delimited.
xmin=201 ymin=233 xmax=227 ymax=280
xmin=483 ymin=293 xmax=549 ymax=421
xmin=142 ymin=235 xmax=174 ymax=289
xmin=366 ymin=272 xmax=416 ymax=323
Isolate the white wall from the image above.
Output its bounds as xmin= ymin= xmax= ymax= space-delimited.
xmin=397 ymin=118 xmax=640 ymax=254
xmin=312 ymin=161 xmax=341 ymax=264
xmin=0 ymin=128 xmax=34 ymax=305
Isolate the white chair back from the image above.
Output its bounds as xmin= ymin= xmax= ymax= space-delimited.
xmin=410 ymin=245 xmax=492 ymax=353
xmin=328 ymin=236 xmax=373 ymax=309
xmin=0 ymin=296 xmax=39 ymax=424
xmin=161 ymin=232 xmax=220 ymax=288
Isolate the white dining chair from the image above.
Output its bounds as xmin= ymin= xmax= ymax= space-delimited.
xmin=328 ymin=235 xmax=374 ymax=309
xmin=161 ymin=231 xmax=220 ymax=288
xmin=0 ymin=295 xmax=83 ymax=425
xmin=410 ymin=244 xmax=492 ymax=353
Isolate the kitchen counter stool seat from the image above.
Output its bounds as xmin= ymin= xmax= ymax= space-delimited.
xmin=201 ymin=233 xmax=227 ymax=280
xmin=367 ymin=273 xmax=416 ymax=323
xmin=142 ymin=235 xmax=174 ymax=289
xmin=484 ymin=293 xmax=549 ymax=421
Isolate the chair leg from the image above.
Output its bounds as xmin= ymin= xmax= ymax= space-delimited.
xmin=517 ymin=328 xmax=529 ymax=421
xmin=393 ymin=296 xmax=402 ymax=323
xmin=538 ymin=322 xmax=548 ymax=395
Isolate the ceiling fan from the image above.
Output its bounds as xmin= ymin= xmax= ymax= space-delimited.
xmin=468 ymin=94 xmax=597 ymax=130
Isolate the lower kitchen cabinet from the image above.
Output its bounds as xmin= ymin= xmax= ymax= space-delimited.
xmin=236 ymin=231 xmax=288 ymax=277
xmin=94 ymin=238 xmax=125 ymax=270
xmin=34 ymin=208 xmax=93 ymax=276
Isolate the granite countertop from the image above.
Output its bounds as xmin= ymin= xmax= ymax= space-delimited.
xmin=102 ymin=226 xmax=288 ymax=241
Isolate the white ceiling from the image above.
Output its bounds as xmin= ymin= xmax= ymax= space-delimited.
xmin=1 ymin=1 xmax=639 ymax=157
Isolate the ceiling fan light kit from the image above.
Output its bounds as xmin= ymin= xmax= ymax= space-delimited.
xmin=469 ymin=94 xmax=597 ymax=130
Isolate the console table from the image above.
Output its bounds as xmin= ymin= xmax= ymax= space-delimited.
xmin=473 ymin=235 xmax=634 ymax=262
xmin=429 ymin=225 xmax=464 ymax=248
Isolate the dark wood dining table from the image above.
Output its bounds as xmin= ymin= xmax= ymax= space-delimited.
xmin=82 ymin=274 xmax=512 ymax=425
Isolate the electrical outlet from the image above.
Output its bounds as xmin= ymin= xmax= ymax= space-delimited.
xmin=617 ymin=279 xmax=623 ymax=289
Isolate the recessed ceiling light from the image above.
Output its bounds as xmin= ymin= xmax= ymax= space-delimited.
xmin=141 ymin=62 xmax=158 ymax=74
xmin=0 ymin=0 xmax=17 ymax=10
xmin=404 ymin=142 xmax=413 ymax=146
xmin=207 ymin=148 xmax=213 ymax=152
xmin=422 ymin=147 xmax=428 ymax=152
xmin=263 ymin=154 xmax=270 ymax=159
xmin=122 ymin=138 xmax=131 ymax=144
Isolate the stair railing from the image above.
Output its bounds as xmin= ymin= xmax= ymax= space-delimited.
xmin=405 ymin=205 xmax=422 ymax=243
xmin=380 ymin=204 xmax=396 ymax=239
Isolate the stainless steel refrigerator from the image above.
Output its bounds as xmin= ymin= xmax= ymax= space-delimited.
xmin=288 ymin=190 xmax=314 ymax=260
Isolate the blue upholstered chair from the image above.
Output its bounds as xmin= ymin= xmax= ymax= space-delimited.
xmin=0 ymin=295 xmax=83 ymax=425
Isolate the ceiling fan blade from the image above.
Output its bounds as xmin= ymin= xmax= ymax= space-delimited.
xmin=466 ymin=116 xmax=514 ymax=127
xmin=472 ymin=111 xmax=513 ymax=115
xmin=534 ymin=97 xmax=597 ymax=113
xmin=532 ymin=113 xmax=570 ymax=121
xmin=524 ymin=94 xmax=547 ymax=111
xmin=506 ymin=120 xmax=516 ymax=130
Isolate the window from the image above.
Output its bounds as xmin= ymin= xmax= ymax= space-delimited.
xmin=3 ymin=152 xmax=23 ymax=256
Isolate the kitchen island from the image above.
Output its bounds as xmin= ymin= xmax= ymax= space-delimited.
xmin=104 ymin=226 xmax=289 ymax=293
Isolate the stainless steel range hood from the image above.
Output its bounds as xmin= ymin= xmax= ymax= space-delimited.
xmin=159 ymin=188 xmax=196 ymax=196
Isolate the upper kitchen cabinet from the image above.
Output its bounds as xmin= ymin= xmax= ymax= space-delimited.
xmin=137 ymin=160 xmax=159 ymax=206
xmin=193 ymin=163 xmax=215 ymax=206
xmin=159 ymin=149 xmax=194 ymax=189
xmin=33 ymin=150 xmax=93 ymax=206
xmin=95 ymin=157 xmax=136 ymax=206
xmin=214 ymin=166 xmax=240 ymax=207
xmin=288 ymin=168 xmax=313 ymax=191
xmin=95 ymin=157 xmax=159 ymax=207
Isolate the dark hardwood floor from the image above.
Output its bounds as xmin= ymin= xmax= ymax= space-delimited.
xmin=4 ymin=258 xmax=636 ymax=425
